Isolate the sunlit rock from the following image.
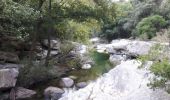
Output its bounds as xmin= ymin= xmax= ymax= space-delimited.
xmin=60 ymin=78 xmax=74 ymax=88
xmin=109 ymin=54 xmax=127 ymax=65
xmin=81 ymin=64 xmax=92 ymax=70
xmin=59 ymin=60 xmax=170 ymax=100
xmin=44 ymin=86 xmax=64 ymax=100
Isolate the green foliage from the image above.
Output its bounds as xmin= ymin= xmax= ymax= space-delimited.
xmin=138 ymin=43 xmax=170 ymax=90
xmin=0 ymin=0 xmax=40 ymax=39
xmin=150 ymin=59 xmax=170 ymax=78
xmin=55 ymin=19 xmax=100 ymax=43
xmin=135 ymin=15 xmax=167 ymax=39
xmin=138 ymin=44 xmax=164 ymax=63
xmin=99 ymin=2 xmax=132 ymax=41
xmin=17 ymin=60 xmax=50 ymax=86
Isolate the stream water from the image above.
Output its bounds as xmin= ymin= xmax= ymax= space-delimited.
xmin=31 ymin=51 xmax=114 ymax=100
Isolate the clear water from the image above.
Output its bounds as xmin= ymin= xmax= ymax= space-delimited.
xmin=69 ymin=51 xmax=114 ymax=82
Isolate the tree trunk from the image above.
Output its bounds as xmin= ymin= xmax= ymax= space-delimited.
xmin=45 ymin=0 xmax=52 ymax=66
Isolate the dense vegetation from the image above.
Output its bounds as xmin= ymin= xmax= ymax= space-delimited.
xmin=1 ymin=0 xmax=170 ymax=95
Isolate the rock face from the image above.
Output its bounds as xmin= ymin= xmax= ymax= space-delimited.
xmin=59 ymin=60 xmax=170 ymax=100
xmin=0 ymin=51 xmax=19 ymax=63
xmin=60 ymin=78 xmax=74 ymax=88
xmin=96 ymin=39 xmax=153 ymax=56
xmin=44 ymin=87 xmax=64 ymax=100
xmin=0 ymin=68 xmax=19 ymax=90
xmin=15 ymin=87 xmax=36 ymax=99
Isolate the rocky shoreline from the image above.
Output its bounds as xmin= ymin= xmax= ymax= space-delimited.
xmin=0 ymin=38 xmax=170 ymax=100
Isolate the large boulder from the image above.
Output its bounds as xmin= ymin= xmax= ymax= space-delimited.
xmin=59 ymin=60 xmax=170 ymax=100
xmin=126 ymin=41 xmax=153 ymax=55
xmin=60 ymin=78 xmax=74 ymax=88
xmin=0 ymin=51 xmax=19 ymax=63
xmin=15 ymin=87 xmax=36 ymax=99
xmin=0 ymin=68 xmax=19 ymax=90
xmin=97 ymin=39 xmax=153 ymax=57
xmin=44 ymin=86 xmax=64 ymax=100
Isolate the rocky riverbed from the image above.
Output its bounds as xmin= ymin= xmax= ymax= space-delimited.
xmin=59 ymin=39 xmax=170 ymax=100
xmin=1 ymin=38 xmax=170 ymax=100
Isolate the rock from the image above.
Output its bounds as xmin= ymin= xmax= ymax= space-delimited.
xmin=76 ymin=82 xmax=87 ymax=89
xmin=96 ymin=44 xmax=107 ymax=53
xmin=126 ymin=41 xmax=153 ymax=55
xmin=42 ymin=39 xmax=60 ymax=50
xmin=97 ymin=39 xmax=153 ymax=56
xmin=60 ymin=78 xmax=74 ymax=88
xmin=36 ymin=50 xmax=59 ymax=59
xmin=44 ymin=86 xmax=64 ymax=100
xmin=0 ymin=51 xmax=19 ymax=63
xmin=59 ymin=60 xmax=170 ymax=100
xmin=0 ymin=63 xmax=20 ymax=69
xmin=81 ymin=64 xmax=92 ymax=70
xmin=109 ymin=54 xmax=127 ymax=65
xmin=0 ymin=68 xmax=19 ymax=90
xmin=71 ymin=42 xmax=87 ymax=55
xmin=15 ymin=87 xmax=36 ymax=99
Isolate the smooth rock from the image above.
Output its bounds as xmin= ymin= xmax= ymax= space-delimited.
xmin=44 ymin=86 xmax=64 ymax=100
xmin=76 ymin=82 xmax=87 ymax=89
xmin=81 ymin=64 xmax=92 ymax=70
xmin=60 ymin=60 xmax=170 ymax=100
xmin=15 ymin=87 xmax=36 ymax=99
xmin=60 ymin=78 xmax=74 ymax=88
xmin=0 ymin=68 xmax=19 ymax=90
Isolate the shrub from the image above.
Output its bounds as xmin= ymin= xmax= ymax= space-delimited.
xmin=138 ymin=43 xmax=170 ymax=91
xmin=135 ymin=15 xmax=167 ymax=39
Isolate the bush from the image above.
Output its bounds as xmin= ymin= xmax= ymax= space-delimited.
xmin=138 ymin=43 xmax=170 ymax=91
xmin=135 ymin=15 xmax=167 ymax=39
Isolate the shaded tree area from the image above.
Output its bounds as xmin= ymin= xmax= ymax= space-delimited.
xmin=0 ymin=0 xmax=119 ymax=66
xmin=99 ymin=0 xmax=170 ymax=41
